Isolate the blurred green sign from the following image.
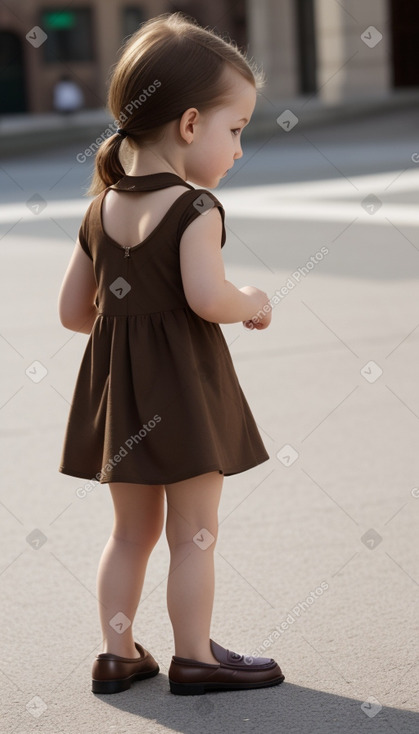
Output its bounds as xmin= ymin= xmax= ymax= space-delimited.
xmin=44 ymin=11 xmax=76 ymax=30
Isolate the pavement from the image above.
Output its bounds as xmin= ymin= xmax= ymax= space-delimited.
xmin=0 ymin=107 xmax=419 ymax=733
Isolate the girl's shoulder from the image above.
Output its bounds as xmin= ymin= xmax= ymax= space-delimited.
xmin=177 ymin=188 xmax=226 ymax=248
xmin=77 ymin=190 xmax=106 ymax=260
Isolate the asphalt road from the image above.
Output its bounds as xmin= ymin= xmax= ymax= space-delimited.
xmin=1 ymin=108 xmax=419 ymax=733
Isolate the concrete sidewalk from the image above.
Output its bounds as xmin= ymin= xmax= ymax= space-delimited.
xmin=1 ymin=121 xmax=418 ymax=733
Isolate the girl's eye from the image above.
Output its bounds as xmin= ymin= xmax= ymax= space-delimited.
xmin=231 ymin=128 xmax=241 ymax=136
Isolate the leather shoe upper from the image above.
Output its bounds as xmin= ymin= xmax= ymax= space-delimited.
xmin=92 ymin=642 xmax=159 ymax=682
xmin=209 ymin=639 xmax=276 ymax=669
xmin=169 ymin=639 xmax=284 ymax=687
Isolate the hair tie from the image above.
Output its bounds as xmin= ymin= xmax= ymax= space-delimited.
xmin=116 ymin=128 xmax=128 ymax=138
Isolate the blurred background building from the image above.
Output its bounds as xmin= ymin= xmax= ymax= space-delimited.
xmin=0 ymin=0 xmax=417 ymax=115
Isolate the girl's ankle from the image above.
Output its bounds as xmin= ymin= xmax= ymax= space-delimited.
xmin=175 ymin=647 xmax=219 ymax=665
xmin=102 ymin=642 xmax=140 ymax=658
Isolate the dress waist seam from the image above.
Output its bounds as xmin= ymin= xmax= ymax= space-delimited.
xmin=97 ymin=307 xmax=189 ymax=317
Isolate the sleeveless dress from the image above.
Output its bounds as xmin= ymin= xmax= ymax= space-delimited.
xmin=59 ymin=172 xmax=269 ymax=485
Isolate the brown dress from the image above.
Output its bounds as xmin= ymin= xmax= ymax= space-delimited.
xmin=59 ymin=172 xmax=269 ymax=485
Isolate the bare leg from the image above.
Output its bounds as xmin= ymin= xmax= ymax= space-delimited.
xmin=97 ymin=482 xmax=164 ymax=658
xmin=165 ymin=471 xmax=223 ymax=665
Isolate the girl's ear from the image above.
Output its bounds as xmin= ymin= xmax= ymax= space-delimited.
xmin=178 ymin=107 xmax=200 ymax=144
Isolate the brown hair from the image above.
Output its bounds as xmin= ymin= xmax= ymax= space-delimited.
xmin=87 ymin=12 xmax=264 ymax=196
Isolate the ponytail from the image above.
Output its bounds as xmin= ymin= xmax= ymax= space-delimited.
xmin=87 ymin=132 xmax=126 ymax=196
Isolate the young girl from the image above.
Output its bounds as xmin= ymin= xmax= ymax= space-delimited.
xmin=58 ymin=12 xmax=284 ymax=696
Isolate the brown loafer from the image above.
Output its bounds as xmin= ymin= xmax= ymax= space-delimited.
xmin=92 ymin=642 xmax=159 ymax=694
xmin=168 ymin=639 xmax=285 ymax=695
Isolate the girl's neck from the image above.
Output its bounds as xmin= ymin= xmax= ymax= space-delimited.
xmin=127 ymin=145 xmax=186 ymax=179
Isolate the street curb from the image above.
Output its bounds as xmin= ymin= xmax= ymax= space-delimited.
xmin=1 ymin=91 xmax=419 ymax=158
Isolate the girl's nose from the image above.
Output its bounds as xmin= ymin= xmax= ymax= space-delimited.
xmin=234 ymin=144 xmax=243 ymax=160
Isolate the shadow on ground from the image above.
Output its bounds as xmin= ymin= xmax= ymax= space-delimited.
xmin=93 ymin=675 xmax=419 ymax=734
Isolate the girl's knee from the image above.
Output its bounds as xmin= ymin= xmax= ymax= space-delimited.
xmin=164 ymin=471 xmax=222 ymax=550
xmin=112 ymin=524 xmax=162 ymax=552
xmin=110 ymin=482 xmax=165 ymax=547
xmin=165 ymin=519 xmax=218 ymax=554
xmin=113 ymin=513 xmax=163 ymax=549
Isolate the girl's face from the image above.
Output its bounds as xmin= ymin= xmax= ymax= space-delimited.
xmin=185 ymin=73 xmax=257 ymax=189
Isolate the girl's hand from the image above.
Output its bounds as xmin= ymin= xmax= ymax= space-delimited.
xmin=243 ymin=309 xmax=272 ymax=330
xmin=240 ymin=286 xmax=272 ymax=330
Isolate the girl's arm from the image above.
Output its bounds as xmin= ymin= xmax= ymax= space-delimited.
xmin=58 ymin=239 xmax=98 ymax=334
xmin=180 ymin=207 xmax=270 ymax=325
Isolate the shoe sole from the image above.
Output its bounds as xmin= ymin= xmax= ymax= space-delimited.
xmin=169 ymin=673 xmax=285 ymax=695
xmin=92 ymin=665 xmax=159 ymax=694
